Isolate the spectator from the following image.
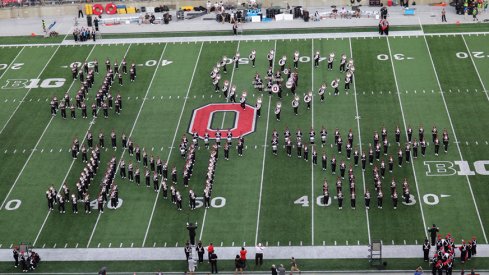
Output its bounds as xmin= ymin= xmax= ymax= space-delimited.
xmin=277 ymin=264 xmax=286 ymax=275
xmin=441 ymin=8 xmax=447 ymax=22
xmin=271 ymin=264 xmax=278 ymax=275
xmin=210 ymin=251 xmax=218 ymax=274
xmin=290 ymin=257 xmax=300 ymax=274
xmin=255 ymin=243 xmax=264 ymax=266
xmin=188 ymin=255 xmax=197 ymax=275
xmin=234 ymin=254 xmax=243 ymax=274
xmin=239 ymin=247 xmax=247 ymax=269
xmin=78 ymin=5 xmax=84 ymax=18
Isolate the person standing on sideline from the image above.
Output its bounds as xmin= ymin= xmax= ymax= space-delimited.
xmin=422 ymin=238 xmax=431 ymax=262
xmin=78 ymin=5 xmax=84 ymax=18
xmin=255 ymin=243 xmax=264 ymax=266
xmin=210 ymin=251 xmax=218 ymax=274
xmin=290 ymin=257 xmax=300 ymax=274
xmin=271 ymin=264 xmax=278 ymax=275
xmin=277 ymin=264 xmax=286 ymax=275
xmin=188 ymin=255 xmax=197 ymax=275
xmin=239 ymin=247 xmax=248 ymax=269
xmin=235 ymin=255 xmax=243 ymax=274
xmin=414 ymin=266 xmax=423 ymax=275
xmin=233 ymin=22 xmax=238 ymax=35
xmin=13 ymin=247 xmax=19 ymax=267
xmin=441 ymin=8 xmax=447 ymax=22
xmin=207 ymin=242 xmax=215 ymax=262
xmin=196 ymin=241 xmax=205 ymax=263
xmin=427 ymin=224 xmax=439 ymax=246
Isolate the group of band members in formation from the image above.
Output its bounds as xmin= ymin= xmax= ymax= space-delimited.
xmin=269 ymin=125 xmax=449 ymax=210
xmin=49 ymin=58 xmax=138 ymax=119
xmin=209 ymin=49 xmax=355 ymax=120
xmin=47 ymin=131 xmax=122 ymax=214
xmin=58 ymin=127 xmax=232 ymax=212
xmin=423 ymin=230 xmax=478 ymax=274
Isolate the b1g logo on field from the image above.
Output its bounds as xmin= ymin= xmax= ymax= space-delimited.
xmin=2 ymin=78 xmax=66 ymax=89
xmin=424 ymin=160 xmax=489 ymax=176
xmin=188 ymin=103 xmax=257 ymax=139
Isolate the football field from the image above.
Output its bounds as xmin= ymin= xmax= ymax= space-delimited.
xmin=0 ymin=32 xmax=489 ymax=253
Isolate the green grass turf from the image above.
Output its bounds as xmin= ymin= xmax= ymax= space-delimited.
xmin=0 ymin=35 xmax=64 ymax=45
xmin=0 ymin=34 xmax=488 ymax=272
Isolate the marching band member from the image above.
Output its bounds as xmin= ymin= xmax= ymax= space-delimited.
xmin=339 ymin=53 xmax=347 ymax=72
xmin=267 ymin=49 xmax=274 ymax=67
xmin=293 ymin=50 xmax=299 ymax=69
xmin=249 ymin=49 xmax=256 ymax=68
xmin=229 ymin=85 xmax=237 ymax=102
xmin=314 ymin=51 xmax=320 ymax=68
xmin=221 ymin=55 xmax=228 ymax=74
xmin=222 ymin=80 xmax=229 ymax=98
xmin=331 ymin=78 xmax=339 ymax=95
xmin=279 ymin=55 xmax=287 ymax=72
xmin=275 ymin=101 xmax=281 ymax=121
xmin=318 ymin=83 xmax=326 ymax=102
xmin=256 ymin=96 xmax=262 ymax=117
xmin=304 ymin=91 xmax=312 ymax=110
xmin=327 ymin=52 xmax=335 ymax=71
xmin=292 ymin=95 xmax=300 ymax=116
xmin=240 ymin=91 xmax=247 ymax=110
xmin=233 ymin=52 xmax=240 ymax=69
xmin=345 ymin=71 xmax=351 ymax=91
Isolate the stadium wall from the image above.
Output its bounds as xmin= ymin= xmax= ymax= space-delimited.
xmin=0 ymin=0 xmax=442 ymax=19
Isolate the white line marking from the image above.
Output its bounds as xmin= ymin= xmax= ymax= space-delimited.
xmin=87 ymin=44 xmax=166 ymax=248
xmin=386 ymin=37 xmax=428 ymax=238
xmin=311 ymin=39 xmax=315 ymax=245
xmin=424 ymin=35 xmax=488 ymax=243
xmin=255 ymin=40 xmax=277 ymax=245
xmin=32 ymin=44 xmax=101 ymax=246
xmin=143 ymin=42 xmax=204 ymax=247
xmin=349 ymin=37 xmax=371 ymax=244
xmin=461 ymin=36 xmax=489 ymax=101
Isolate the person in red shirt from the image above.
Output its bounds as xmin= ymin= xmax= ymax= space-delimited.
xmin=207 ymin=243 xmax=214 ymax=263
xmin=239 ymin=247 xmax=248 ymax=269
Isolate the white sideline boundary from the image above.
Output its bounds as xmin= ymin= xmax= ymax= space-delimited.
xmin=1 ymin=244 xmax=489 ymax=261
xmin=3 ymin=31 xmax=489 ymax=48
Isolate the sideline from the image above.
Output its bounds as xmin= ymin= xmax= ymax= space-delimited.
xmin=2 ymin=31 xmax=489 ymax=47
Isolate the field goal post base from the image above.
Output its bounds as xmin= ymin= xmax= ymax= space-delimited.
xmin=368 ymin=240 xmax=383 ymax=267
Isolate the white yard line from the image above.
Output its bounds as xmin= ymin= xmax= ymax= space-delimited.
xmin=198 ymin=41 xmax=241 ymax=242
xmin=86 ymin=43 xmax=166 ymax=248
xmin=461 ymin=35 xmax=489 ymax=102
xmin=423 ymin=35 xmax=488 ymax=243
xmin=386 ymin=37 xmax=428 ymax=238
xmin=0 ymin=45 xmax=66 ymax=211
xmin=0 ymin=46 xmax=59 ymax=136
xmin=349 ymin=38 xmax=371 ymax=245
xmin=141 ymin=42 xmax=204 ymax=247
xmin=254 ymin=40 xmax=277 ymax=245
xmin=310 ymin=39 xmax=315 ymax=246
